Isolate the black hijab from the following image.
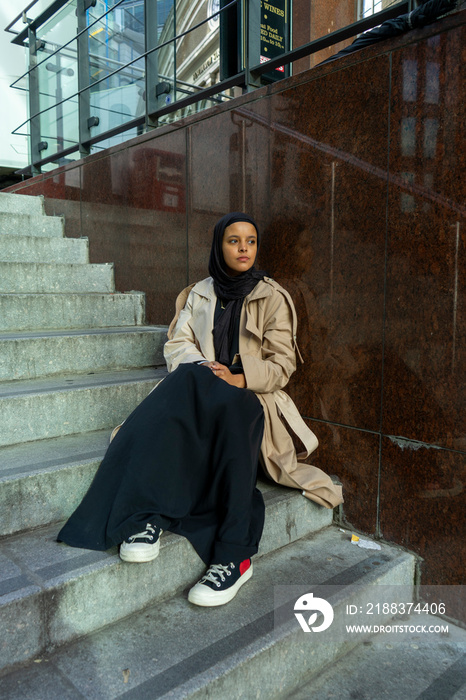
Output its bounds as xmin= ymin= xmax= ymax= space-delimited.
xmin=208 ymin=212 xmax=267 ymax=365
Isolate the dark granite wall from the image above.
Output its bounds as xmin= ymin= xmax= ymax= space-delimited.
xmin=5 ymin=12 xmax=465 ymax=595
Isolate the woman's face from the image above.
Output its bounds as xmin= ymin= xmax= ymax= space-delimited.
xmin=222 ymin=222 xmax=257 ymax=276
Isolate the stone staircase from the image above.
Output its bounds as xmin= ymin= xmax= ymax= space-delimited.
xmin=1 ymin=192 xmax=462 ymax=699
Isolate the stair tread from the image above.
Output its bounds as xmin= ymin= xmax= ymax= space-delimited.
xmin=0 ymin=526 xmax=415 ymax=698
xmin=0 ymin=232 xmax=85 ymax=239
xmin=0 ymin=327 xmax=167 ymax=384
xmin=0 ymin=325 xmax=167 ymax=341
xmin=0 ymin=473 xmax=280 ymax=561
xmin=0 ymin=428 xmax=110 ymax=480
xmin=0 ymin=481 xmax=336 ymax=672
xmin=0 ymin=429 xmax=280 ymax=486
xmin=0 ymin=291 xmax=139 ymax=297
xmin=0 ymin=213 xmax=62 ymax=222
xmin=0 ymin=233 xmax=86 ymax=247
xmin=0 ymin=518 xmax=399 ymax=597
xmin=286 ymin=616 xmax=466 ymax=700
xmin=0 ymin=485 xmax=329 ymax=619
xmin=0 ymin=261 xmax=111 ymax=268
xmin=0 ymin=292 xmax=145 ymax=332
xmin=0 ymin=367 xmax=166 ymax=398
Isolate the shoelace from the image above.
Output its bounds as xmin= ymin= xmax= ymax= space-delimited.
xmin=201 ymin=563 xmax=235 ymax=586
xmin=126 ymin=523 xmax=159 ymax=543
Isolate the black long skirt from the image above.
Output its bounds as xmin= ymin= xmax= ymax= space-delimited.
xmin=57 ymin=363 xmax=265 ymax=565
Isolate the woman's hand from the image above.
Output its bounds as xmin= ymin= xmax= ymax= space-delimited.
xmin=202 ymin=362 xmax=246 ymax=388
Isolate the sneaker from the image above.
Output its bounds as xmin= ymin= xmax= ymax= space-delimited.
xmin=188 ymin=559 xmax=253 ymax=607
xmin=119 ymin=523 xmax=162 ymax=563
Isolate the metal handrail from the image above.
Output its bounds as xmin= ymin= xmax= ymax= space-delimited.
xmin=11 ymin=0 xmax=406 ymax=134
xmin=11 ymin=0 xmax=239 ymax=135
xmin=10 ymin=0 xmax=135 ymax=87
xmin=4 ymin=0 xmax=41 ymax=34
xmin=10 ymin=0 xmax=75 ymax=42
xmin=9 ymin=0 xmax=416 ymax=174
xmin=10 ymin=0 xmax=238 ymax=92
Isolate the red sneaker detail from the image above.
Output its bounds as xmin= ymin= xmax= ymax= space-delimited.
xmin=239 ymin=559 xmax=251 ymax=576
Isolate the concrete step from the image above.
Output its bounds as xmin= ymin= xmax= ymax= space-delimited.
xmin=0 ymin=192 xmax=44 ymax=216
xmin=0 ymin=502 xmax=333 ymax=675
xmin=0 ymin=429 xmax=109 ymax=536
xmin=0 ymin=326 xmax=167 ymax=382
xmin=0 ymin=262 xmax=114 ymax=293
xmin=0 ymin=525 xmax=415 ymax=692
xmin=0 ymin=368 xmax=166 ymax=447
xmin=0 ymin=234 xmax=89 ymax=264
xmin=0 ymin=291 xmax=145 ymax=331
xmin=0 ymin=211 xmax=64 ymax=237
xmin=286 ymin=614 xmax=466 ymax=699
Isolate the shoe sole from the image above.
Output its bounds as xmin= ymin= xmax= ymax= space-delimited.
xmin=188 ymin=562 xmax=253 ymax=607
xmin=119 ymin=539 xmax=160 ymax=563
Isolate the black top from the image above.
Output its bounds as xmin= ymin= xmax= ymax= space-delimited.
xmin=214 ymin=297 xmax=243 ymax=373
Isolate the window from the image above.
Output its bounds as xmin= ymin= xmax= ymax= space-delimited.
xmin=360 ymin=0 xmax=383 ymax=18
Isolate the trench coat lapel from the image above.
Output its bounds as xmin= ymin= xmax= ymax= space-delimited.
xmin=190 ymin=277 xmax=276 ymax=359
xmin=243 ymin=279 xmax=273 ymax=340
xmin=190 ymin=278 xmax=216 ymax=361
xmin=243 ymin=279 xmax=302 ymax=361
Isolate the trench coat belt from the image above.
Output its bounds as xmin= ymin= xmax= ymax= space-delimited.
xmin=274 ymin=390 xmax=318 ymax=457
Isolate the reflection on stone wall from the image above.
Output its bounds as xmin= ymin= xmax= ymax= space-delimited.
xmin=5 ymin=12 xmax=466 ymax=601
xmin=292 ymin=0 xmax=358 ymax=70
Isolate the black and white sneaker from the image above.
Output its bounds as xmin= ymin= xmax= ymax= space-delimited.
xmin=119 ymin=523 xmax=163 ymax=563
xmin=188 ymin=559 xmax=253 ymax=607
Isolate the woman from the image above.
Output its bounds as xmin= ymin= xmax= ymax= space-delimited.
xmin=57 ymin=212 xmax=343 ymax=607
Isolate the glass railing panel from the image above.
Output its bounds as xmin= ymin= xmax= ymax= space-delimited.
xmin=157 ymin=0 xmax=176 ymax=40
xmin=86 ymin=1 xmax=145 ymax=85
xmin=155 ymin=0 xmax=223 ymax=125
xmin=149 ymin=1 xmax=176 ymax=120
xmin=37 ymin=42 xmax=78 ymax=116
xmin=86 ymin=53 xmax=145 ymax=136
xmin=89 ymin=125 xmax=141 ymax=154
xmin=41 ymin=149 xmax=83 ymax=172
xmin=37 ymin=98 xmax=79 ymax=160
xmin=84 ymin=2 xmax=146 ymax=136
xmin=157 ymin=84 xmax=235 ymax=127
xmin=37 ymin=0 xmax=78 ymax=49
xmin=176 ymin=0 xmax=220 ymax=100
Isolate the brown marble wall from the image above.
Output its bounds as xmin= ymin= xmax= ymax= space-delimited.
xmin=5 ymin=11 xmax=466 ymax=592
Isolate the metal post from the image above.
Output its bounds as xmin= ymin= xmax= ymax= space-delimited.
xmin=76 ymin=0 xmax=92 ymax=156
xmin=144 ymin=0 xmax=160 ymax=128
xmin=27 ymin=24 xmax=42 ymax=174
xmin=244 ymin=0 xmax=261 ymax=90
xmin=54 ymin=53 xmax=64 ymax=153
xmin=219 ymin=0 xmax=240 ymax=80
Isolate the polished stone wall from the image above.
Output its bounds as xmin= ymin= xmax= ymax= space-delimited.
xmin=6 ymin=11 xmax=465 ymax=596
xmin=292 ymin=0 xmax=358 ymax=71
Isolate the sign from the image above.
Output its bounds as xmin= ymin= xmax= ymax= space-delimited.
xmin=193 ymin=48 xmax=220 ymax=82
xmin=260 ymin=0 xmax=289 ymax=82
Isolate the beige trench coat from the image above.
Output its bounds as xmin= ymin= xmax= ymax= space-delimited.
xmin=164 ymin=277 xmax=343 ymax=509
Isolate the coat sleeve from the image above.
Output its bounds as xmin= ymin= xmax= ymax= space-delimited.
xmin=241 ymin=290 xmax=297 ymax=394
xmin=163 ymin=290 xmax=207 ymax=371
